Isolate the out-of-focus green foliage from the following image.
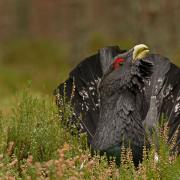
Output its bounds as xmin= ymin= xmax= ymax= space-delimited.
xmin=0 ymin=39 xmax=71 ymax=96
xmin=0 ymin=0 xmax=179 ymax=102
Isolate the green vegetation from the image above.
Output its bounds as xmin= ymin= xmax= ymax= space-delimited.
xmin=0 ymin=88 xmax=180 ymax=179
xmin=0 ymin=39 xmax=71 ymax=96
xmin=0 ymin=1 xmax=180 ymax=177
xmin=0 ymin=39 xmax=180 ymax=179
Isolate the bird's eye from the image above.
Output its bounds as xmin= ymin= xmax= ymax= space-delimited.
xmin=113 ymin=57 xmax=124 ymax=69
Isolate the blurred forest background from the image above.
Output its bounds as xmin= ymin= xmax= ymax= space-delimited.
xmin=0 ymin=0 xmax=180 ymax=108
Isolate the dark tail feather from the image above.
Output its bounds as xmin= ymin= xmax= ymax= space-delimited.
xmin=161 ymin=63 xmax=180 ymax=154
xmin=142 ymin=56 xmax=180 ymax=154
xmin=54 ymin=46 xmax=124 ymax=141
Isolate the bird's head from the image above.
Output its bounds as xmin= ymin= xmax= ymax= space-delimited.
xmin=100 ymin=44 xmax=152 ymax=92
xmin=112 ymin=44 xmax=150 ymax=70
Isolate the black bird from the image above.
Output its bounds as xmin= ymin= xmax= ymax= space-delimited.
xmin=54 ymin=44 xmax=180 ymax=165
xmin=91 ymin=45 xmax=153 ymax=165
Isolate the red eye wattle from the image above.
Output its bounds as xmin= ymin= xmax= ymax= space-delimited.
xmin=113 ymin=57 xmax=124 ymax=69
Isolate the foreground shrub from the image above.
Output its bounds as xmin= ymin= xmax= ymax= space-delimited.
xmin=1 ymin=90 xmax=70 ymax=162
xmin=0 ymin=90 xmax=180 ymax=179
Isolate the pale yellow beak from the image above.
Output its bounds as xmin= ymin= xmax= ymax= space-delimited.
xmin=132 ymin=44 xmax=150 ymax=63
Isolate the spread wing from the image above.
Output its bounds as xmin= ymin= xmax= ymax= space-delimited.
xmin=161 ymin=63 xmax=180 ymax=153
xmin=54 ymin=46 xmax=124 ymax=140
xmin=143 ymin=54 xmax=180 ymax=154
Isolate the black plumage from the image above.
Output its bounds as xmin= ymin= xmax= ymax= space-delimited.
xmin=92 ymin=57 xmax=153 ymax=165
xmin=54 ymin=45 xmax=180 ymax=165
xmin=54 ymin=46 xmax=125 ymax=140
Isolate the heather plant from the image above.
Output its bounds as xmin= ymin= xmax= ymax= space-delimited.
xmin=4 ymin=90 xmax=61 ymax=162
xmin=0 ymin=89 xmax=79 ymax=162
xmin=0 ymin=90 xmax=180 ymax=179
